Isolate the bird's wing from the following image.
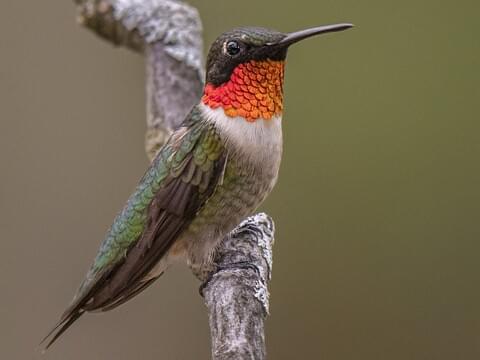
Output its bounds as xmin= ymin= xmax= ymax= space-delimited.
xmin=42 ymin=109 xmax=226 ymax=349
xmin=86 ymin=126 xmax=227 ymax=311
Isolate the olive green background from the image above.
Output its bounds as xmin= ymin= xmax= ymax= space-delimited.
xmin=1 ymin=1 xmax=479 ymax=359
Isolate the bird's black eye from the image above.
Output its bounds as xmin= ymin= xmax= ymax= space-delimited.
xmin=226 ymin=40 xmax=241 ymax=56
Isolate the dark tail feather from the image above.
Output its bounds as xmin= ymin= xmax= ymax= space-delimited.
xmin=39 ymin=309 xmax=85 ymax=352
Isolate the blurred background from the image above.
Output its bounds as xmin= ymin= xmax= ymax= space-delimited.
xmin=1 ymin=1 xmax=479 ymax=359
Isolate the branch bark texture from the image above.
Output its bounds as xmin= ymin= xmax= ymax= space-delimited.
xmin=75 ymin=0 xmax=204 ymax=159
xmin=74 ymin=1 xmax=275 ymax=359
xmin=203 ymin=214 xmax=274 ymax=360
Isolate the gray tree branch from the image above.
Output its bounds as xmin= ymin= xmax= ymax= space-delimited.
xmin=203 ymin=214 xmax=274 ymax=360
xmin=74 ymin=1 xmax=274 ymax=359
xmin=75 ymin=0 xmax=204 ymax=158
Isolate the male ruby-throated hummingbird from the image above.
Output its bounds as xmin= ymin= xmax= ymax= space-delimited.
xmin=42 ymin=23 xmax=352 ymax=349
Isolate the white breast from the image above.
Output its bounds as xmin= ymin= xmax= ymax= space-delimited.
xmin=198 ymin=103 xmax=283 ymax=167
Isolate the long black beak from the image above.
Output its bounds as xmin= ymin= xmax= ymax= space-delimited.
xmin=274 ymin=23 xmax=353 ymax=47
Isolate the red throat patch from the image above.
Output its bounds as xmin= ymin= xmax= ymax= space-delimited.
xmin=202 ymin=59 xmax=285 ymax=122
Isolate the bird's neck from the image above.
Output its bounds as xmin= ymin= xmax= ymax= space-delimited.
xmin=202 ymin=59 xmax=285 ymax=123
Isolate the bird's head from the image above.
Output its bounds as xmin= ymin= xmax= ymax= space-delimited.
xmin=202 ymin=24 xmax=352 ymax=122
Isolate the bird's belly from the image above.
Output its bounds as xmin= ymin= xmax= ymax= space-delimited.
xmin=182 ymin=154 xmax=280 ymax=276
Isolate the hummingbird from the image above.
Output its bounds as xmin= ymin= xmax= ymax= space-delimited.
xmin=42 ymin=23 xmax=352 ymax=349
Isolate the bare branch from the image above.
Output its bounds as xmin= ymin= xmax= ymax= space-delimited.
xmin=202 ymin=213 xmax=274 ymax=360
xmin=75 ymin=0 xmax=204 ymax=157
xmin=74 ymin=0 xmax=204 ymax=66
xmin=74 ymin=0 xmax=144 ymax=51
xmin=145 ymin=40 xmax=203 ymax=159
